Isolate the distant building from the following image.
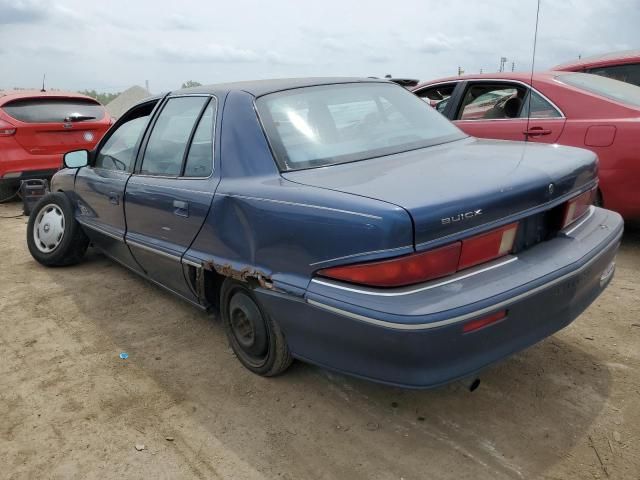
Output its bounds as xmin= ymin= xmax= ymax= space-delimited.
xmin=105 ymin=85 xmax=151 ymax=119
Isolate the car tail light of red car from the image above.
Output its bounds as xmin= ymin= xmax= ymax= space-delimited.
xmin=0 ymin=118 xmax=16 ymax=136
xmin=318 ymin=222 xmax=519 ymax=288
xmin=562 ymin=188 xmax=596 ymax=229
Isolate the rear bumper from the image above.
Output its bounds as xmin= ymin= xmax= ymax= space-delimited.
xmin=0 ymin=144 xmax=61 ymax=187
xmin=256 ymin=207 xmax=623 ymax=388
xmin=0 ymin=168 xmax=58 ymax=187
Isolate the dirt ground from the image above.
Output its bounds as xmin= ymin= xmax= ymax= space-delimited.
xmin=1 ymin=200 xmax=639 ymax=480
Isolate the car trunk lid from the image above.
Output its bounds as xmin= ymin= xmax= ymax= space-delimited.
xmin=282 ymin=137 xmax=598 ymax=248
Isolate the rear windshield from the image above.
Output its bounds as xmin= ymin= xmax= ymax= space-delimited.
xmin=556 ymin=73 xmax=640 ymax=107
xmin=256 ymin=82 xmax=465 ymax=171
xmin=2 ymin=98 xmax=105 ymax=123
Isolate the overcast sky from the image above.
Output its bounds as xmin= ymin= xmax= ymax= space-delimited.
xmin=1 ymin=0 xmax=638 ymax=93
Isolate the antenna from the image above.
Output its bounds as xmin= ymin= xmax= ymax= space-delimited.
xmin=525 ymin=0 xmax=541 ymax=141
xmin=41 ymin=74 xmax=46 ymax=92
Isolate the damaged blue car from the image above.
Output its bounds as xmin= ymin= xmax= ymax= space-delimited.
xmin=27 ymin=78 xmax=623 ymax=388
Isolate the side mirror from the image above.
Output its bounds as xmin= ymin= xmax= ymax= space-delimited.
xmin=63 ymin=150 xmax=88 ymax=169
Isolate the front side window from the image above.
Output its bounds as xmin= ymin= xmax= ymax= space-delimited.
xmin=256 ymin=82 xmax=464 ymax=171
xmin=140 ymin=96 xmax=208 ymax=176
xmin=557 ymin=72 xmax=640 ymax=107
xmin=458 ymin=84 xmax=526 ymax=120
xmin=95 ymin=104 xmax=153 ymax=171
xmin=586 ymin=63 xmax=640 ymax=87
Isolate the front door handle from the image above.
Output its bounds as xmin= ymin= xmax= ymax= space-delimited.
xmin=108 ymin=192 xmax=119 ymax=205
xmin=523 ymin=127 xmax=552 ymax=137
xmin=173 ymin=199 xmax=189 ymax=217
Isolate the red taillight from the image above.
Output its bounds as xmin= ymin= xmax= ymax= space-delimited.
xmin=463 ymin=310 xmax=507 ymax=333
xmin=318 ymin=242 xmax=461 ymax=287
xmin=318 ymin=222 xmax=518 ymax=288
xmin=562 ymin=188 xmax=596 ymax=229
xmin=0 ymin=118 xmax=16 ymax=136
xmin=458 ymin=223 xmax=518 ymax=270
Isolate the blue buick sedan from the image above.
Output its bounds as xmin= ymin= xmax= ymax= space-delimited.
xmin=27 ymin=78 xmax=623 ymax=388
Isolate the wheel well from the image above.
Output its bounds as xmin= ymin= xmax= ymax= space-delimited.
xmin=187 ymin=264 xmax=273 ymax=314
xmin=203 ymin=268 xmax=226 ymax=314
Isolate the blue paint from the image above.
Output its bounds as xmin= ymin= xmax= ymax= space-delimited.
xmin=48 ymin=77 xmax=624 ymax=388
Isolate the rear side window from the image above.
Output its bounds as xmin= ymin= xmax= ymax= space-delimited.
xmin=586 ymin=63 xmax=640 ymax=87
xmin=557 ymin=72 xmax=640 ymax=107
xmin=2 ymin=98 xmax=105 ymax=123
xmin=184 ymin=99 xmax=216 ymax=177
xmin=140 ymin=96 xmax=209 ymax=176
xmin=519 ymin=92 xmax=562 ymax=118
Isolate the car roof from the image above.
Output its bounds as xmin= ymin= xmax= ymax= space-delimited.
xmin=172 ymin=77 xmax=390 ymax=97
xmin=0 ymin=89 xmax=101 ymax=106
xmin=413 ymin=71 xmax=562 ymax=90
xmin=553 ymin=49 xmax=640 ymax=71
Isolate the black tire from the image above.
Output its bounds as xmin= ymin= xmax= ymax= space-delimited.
xmin=26 ymin=192 xmax=89 ymax=267
xmin=221 ymin=279 xmax=293 ymax=376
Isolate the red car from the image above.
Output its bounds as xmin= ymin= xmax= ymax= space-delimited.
xmin=0 ymin=91 xmax=110 ymax=200
xmin=413 ymin=71 xmax=640 ymax=220
xmin=553 ymin=50 xmax=640 ymax=87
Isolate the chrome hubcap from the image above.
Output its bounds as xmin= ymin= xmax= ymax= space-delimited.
xmin=34 ymin=204 xmax=65 ymax=253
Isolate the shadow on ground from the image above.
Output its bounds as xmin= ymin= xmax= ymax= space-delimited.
xmin=39 ymin=242 xmax=616 ymax=480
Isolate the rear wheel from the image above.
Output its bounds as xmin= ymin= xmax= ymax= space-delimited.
xmin=26 ymin=193 xmax=89 ymax=266
xmin=221 ymin=280 xmax=293 ymax=376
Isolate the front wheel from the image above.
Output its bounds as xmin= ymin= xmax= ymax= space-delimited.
xmin=221 ymin=280 xmax=293 ymax=376
xmin=26 ymin=192 xmax=89 ymax=266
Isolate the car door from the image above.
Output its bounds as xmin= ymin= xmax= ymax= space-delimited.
xmin=451 ymin=81 xmax=566 ymax=143
xmin=74 ymin=99 xmax=158 ymax=271
xmin=124 ymin=95 xmax=217 ymax=302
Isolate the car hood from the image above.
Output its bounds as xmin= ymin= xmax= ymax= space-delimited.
xmin=281 ymin=137 xmax=598 ymax=248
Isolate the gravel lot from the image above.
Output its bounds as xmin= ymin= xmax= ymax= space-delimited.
xmin=1 ymin=200 xmax=639 ymax=480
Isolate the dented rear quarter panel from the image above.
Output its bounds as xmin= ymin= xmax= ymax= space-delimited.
xmin=185 ymin=90 xmax=414 ymax=293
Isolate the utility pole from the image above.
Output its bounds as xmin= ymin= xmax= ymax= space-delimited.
xmin=499 ymin=57 xmax=507 ymax=72
xmin=511 ymin=61 xmax=515 ymax=72
xmin=457 ymin=66 xmax=465 ymax=76
xmin=145 ymin=80 xmax=150 ymax=93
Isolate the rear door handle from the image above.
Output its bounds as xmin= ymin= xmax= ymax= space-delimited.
xmin=108 ymin=192 xmax=119 ymax=205
xmin=523 ymin=127 xmax=552 ymax=136
xmin=173 ymin=199 xmax=189 ymax=217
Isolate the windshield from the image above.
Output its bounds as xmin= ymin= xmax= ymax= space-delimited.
xmin=256 ymin=82 xmax=465 ymax=171
xmin=556 ymin=72 xmax=640 ymax=107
